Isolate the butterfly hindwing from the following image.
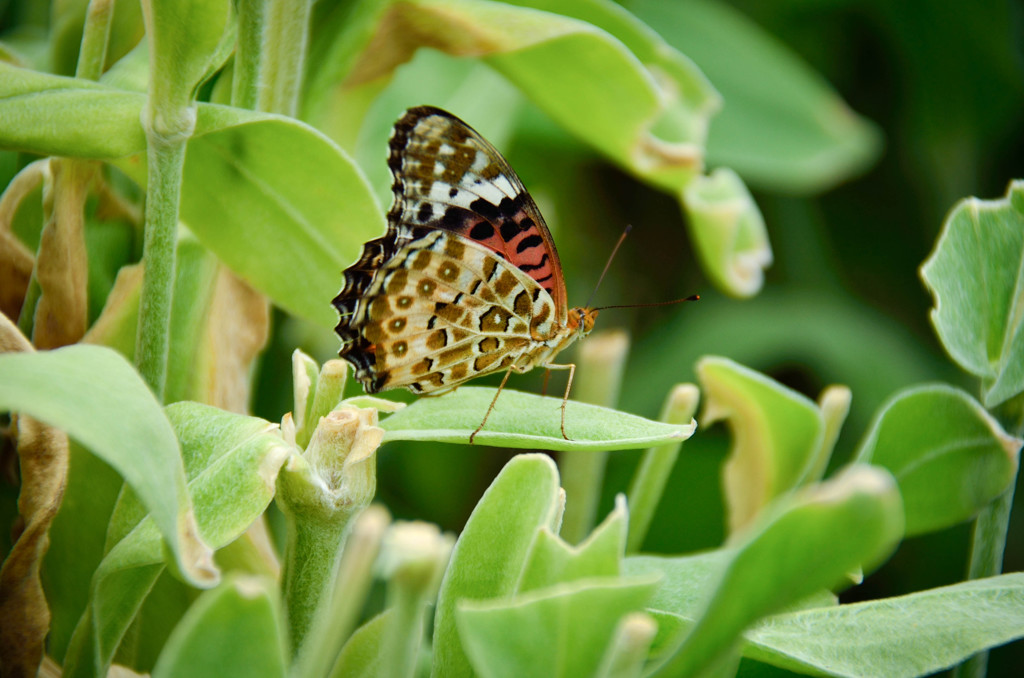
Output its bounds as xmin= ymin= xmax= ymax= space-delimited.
xmin=351 ymin=231 xmax=557 ymax=393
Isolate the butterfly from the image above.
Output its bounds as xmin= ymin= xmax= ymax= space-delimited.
xmin=333 ymin=106 xmax=598 ymax=442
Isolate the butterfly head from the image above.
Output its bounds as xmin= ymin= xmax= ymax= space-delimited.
xmin=569 ymin=307 xmax=600 ymax=337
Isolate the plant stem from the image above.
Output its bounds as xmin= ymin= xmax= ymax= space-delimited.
xmin=76 ymin=0 xmax=114 ymax=80
xmin=560 ymin=330 xmax=629 ymax=544
xmin=953 ymin=397 xmax=1023 ymax=678
xmin=233 ymin=0 xmax=266 ymax=110
xmin=281 ymin=508 xmax=354 ymax=654
xmin=626 ymin=384 xmax=699 ymax=553
xmin=952 ymin=475 xmax=1018 ymax=678
xmin=236 ymin=0 xmax=313 ymax=115
xmin=295 ymin=505 xmax=389 ymax=678
xmin=135 ymin=131 xmax=187 ymax=399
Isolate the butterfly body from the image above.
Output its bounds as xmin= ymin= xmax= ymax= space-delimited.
xmin=333 ymin=106 xmax=597 ymax=435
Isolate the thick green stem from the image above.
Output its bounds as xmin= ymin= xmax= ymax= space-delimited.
xmin=281 ymin=508 xmax=355 ymax=654
xmin=626 ymin=384 xmax=699 ymax=553
xmin=295 ymin=506 xmax=389 ymax=678
xmin=560 ymin=330 xmax=629 ymax=544
xmin=135 ymin=131 xmax=187 ymax=399
xmin=76 ymin=0 xmax=114 ymax=80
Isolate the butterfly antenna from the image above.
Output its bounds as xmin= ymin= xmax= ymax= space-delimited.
xmin=593 ymin=294 xmax=700 ymax=312
xmin=585 ymin=224 xmax=633 ymax=309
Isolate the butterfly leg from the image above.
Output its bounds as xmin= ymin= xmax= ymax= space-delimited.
xmin=469 ymin=366 xmax=516 ymax=444
xmin=542 ymin=362 xmax=576 ymax=440
xmin=541 ymin=368 xmax=552 ymax=397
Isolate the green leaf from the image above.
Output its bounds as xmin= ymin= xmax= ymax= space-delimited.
xmin=380 ymin=387 xmax=695 ymax=451
xmin=695 ymin=356 xmax=825 ymax=533
xmin=855 ymin=384 xmax=1020 ymax=536
xmin=518 ymin=496 xmax=627 ymax=594
xmin=683 ymin=168 xmax=772 ymax=298
xmin=0 ymin=63 xmax=384 ymax=327
xmin=651 ymin=465 xmax=903 ymax=677
xmin=457 ymin=576 xmax=659 ymax=678
xmin=332 ymin=611 xmax=391 ymax=678
xmin=0 ymin=63 xmax=148 ymax=157
xmin=921 ymin=180 xmax=1024 ymax=407
xmin=630 ymin=0 xmax=881 ymax=194
xmin=151 ymin=576 xmax=286 ymax=678
xmin=347 ymin=0 xmax=719 ymax=190
xmin=432 ymin=454 xmax=562 ymax=677
xmin=0 ymin=346 xmax=214 ymax=586
xmin=61 ymin=403 xmax=291 ymax=678
xmin=744 ymin=573 xmax=1024 ymax=678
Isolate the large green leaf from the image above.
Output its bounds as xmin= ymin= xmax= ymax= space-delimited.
xmin=61 ymin=403 xmax=291 ymax=678
xmin=0 ymin=63 xmax=384 ymax=327
xmin=379 ymin=386 xmax=695 ymax=451
xmin=648 ymin=465 xmax=903 ymax=677
xmin=630 ymin=0 xmax=881 ymax=194
xmin=344 ymin=0 xmax=719 ymax=190
xmin=0 ymin=346 xmax=213 ymax=586
xmin=744 ymin=573 xmax=1024 ymax=678
xmin=921 ymin=180 xmax=1024 ymax=407
xmin=855 ymin=384 xmax=1020 ymax=536
xmin=432 ymin=454 xmax=562 ymax=677
xmin=457 ymin=576 xmax=659 ymax=678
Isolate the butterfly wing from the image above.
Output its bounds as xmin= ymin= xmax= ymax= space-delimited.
xmin=386 ymin=106 xmax=569 ymax=316
xmin=334 ymin=106 xmax=572 ymax=394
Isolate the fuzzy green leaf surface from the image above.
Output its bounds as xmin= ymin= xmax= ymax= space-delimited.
xmin=62 ymin=403 xmax=291 ymax=678
xmin=457 ymin=576 xmax=659 ymax=678
xmin=518 ymin=496 xmax=626 ymax=594
xmin=0 ymin=345 xmax=213 ymax=586
xmin=650 ymin=466 xmax=903 ymax=677
xmin=696 ymin=356 xmax=824 ymax=533
xmin=855 ymin=384 xmax=1020 ymax=536
xmin=432 ymin=454 xmax=562 ymax=677
xmin=151 ymin=576 xmax=286 ymax=678
xmin=743 ymin=573 xmax=1024 ymax=678
xmin=379 ymin=387 xmax=695 ymax=451
xmin=631 ymin=0 xmax=881 ymax=194
xmin=0 ymin=63 xmax=383 ymax=327
xmin=921 ymin=180 xmax=1024 ymax=407
xmin=332 ymin=610 xmax=391 ymax=678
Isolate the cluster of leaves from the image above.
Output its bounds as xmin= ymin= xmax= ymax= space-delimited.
xmin=1 ymin=1 xmax=1023 ymax=678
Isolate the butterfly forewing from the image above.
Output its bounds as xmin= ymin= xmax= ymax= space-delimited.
xmin=387 ymin=106 xmax=568 ymax=314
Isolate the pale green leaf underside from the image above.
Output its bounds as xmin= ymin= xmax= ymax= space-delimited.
xmin=0 ymin=345 xmax=211 ymax=586
xmin=379 ymin=387 xmax=696 ymax=450
xmin=855 ymin=383 xmax=1020 ymax=536
xmin=921 ymin=180 xmax=1024 ymax=407
xmin=745 ymin=573 xmax=1024 ymax=678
